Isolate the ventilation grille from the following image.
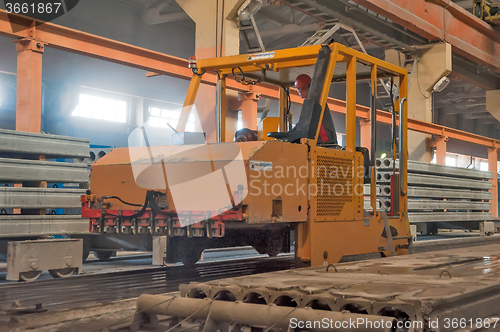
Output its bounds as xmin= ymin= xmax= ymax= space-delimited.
xmin=316 ymin=155 xmax=354 ymax=216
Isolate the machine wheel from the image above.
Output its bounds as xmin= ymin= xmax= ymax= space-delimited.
xmin=94 ymin=250 xmax=116 ymax=261
xmin=265 ymin=245 xmax=281 ymax=257
xmin=49 ymin=268 xmax=76 ymax=278
xmin=180 ymin=248 xmax=203 ymax=266
xmin=19 ymin=271 xmax=42 ymax=282
xmin=254 ymin=231 xmax=283 ymax=257
xmin=82 ymin=250 xmax=90 ymax=263
xmin=82 ymin=238 xmax=91 ymax=263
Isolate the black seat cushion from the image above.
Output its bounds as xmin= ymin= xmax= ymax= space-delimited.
xmin=267 ymin=132 xmax=289 ymax=140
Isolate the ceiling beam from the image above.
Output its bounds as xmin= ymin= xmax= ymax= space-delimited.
xmin=349 ymin=0 xmax=500 ymax=80
xmin=1 ymin=9 xmax=499 ymax=149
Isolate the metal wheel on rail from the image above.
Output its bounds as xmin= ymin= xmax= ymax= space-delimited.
xmin=82 ymin=249 xmax=90 ymax=263
xmin=19 ymin=271 xmax=42 ymax=282
xmin=180 ymin=248 xmax=204 ymax=266
xmin=49 ymin=268 xmax=76 ymax=278
xmin=93 ymin=250 xmax=116 ymax=261
xmin=254 ymin=231 xmax=283 ymax=257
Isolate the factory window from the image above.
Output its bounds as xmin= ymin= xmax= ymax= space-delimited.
xmin=480 ymin=161 xmax=489 ymax=172
xmin=336 ymin=133 xmax=344 ymax=146
xmin=149 ymin=107 xmax=195 ymax=132
xmin=237 ymin=112 xmax=243 ymax=130
xmin=445 ymin=156 xmax=457 ymax=167
xmin=72 ymin=94 xmax=127 ymax=123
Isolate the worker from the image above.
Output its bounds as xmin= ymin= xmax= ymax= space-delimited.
xmin=294 ymin=74 xmax=338 ymax=145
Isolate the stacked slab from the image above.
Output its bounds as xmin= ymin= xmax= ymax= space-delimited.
xmin=0 ymin=129 xmax=90 ymax=237
xmin=375 ymin=158 xmax=494 ymax=231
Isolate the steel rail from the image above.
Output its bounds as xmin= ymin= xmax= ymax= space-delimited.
xmin=0 ymin=254 xmax=294 ymax=311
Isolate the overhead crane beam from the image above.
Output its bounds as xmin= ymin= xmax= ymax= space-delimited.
xmin=0 ymin=10 xmax=499 ymax=151
xmin=349 ymin=0 xmax=500 ymax=76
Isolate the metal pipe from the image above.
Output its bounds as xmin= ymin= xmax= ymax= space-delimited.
xmin=370 ymin=85 xmax=377 ymax=169
xmin=398 ymin=97 xmax=407 ymax=196
xmin=135 ymin=295 xmax=395 ymax=332
xmin=216 ymin=75 xmax=223 ymax=143
xmin=250 ymin=15 xmax=266 ymax=52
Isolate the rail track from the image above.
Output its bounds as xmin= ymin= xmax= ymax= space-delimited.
xmin=0 ymin=254 xmax=294 ymax=312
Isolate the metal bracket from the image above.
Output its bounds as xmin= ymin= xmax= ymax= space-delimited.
xmin=6 ymin=239 xmax=82 ymax=281
xmin=380 ymin=211 xmax=397 ymax=256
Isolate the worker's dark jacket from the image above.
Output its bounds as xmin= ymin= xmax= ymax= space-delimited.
xmin=318 ymin=105 xmax=338 ymax=145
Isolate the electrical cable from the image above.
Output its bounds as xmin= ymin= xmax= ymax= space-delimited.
xmin=102 ymin=190 xmax=168 ymax=220
xmin=415 ymin=56 xmax=430 ymax=100
xmin=232 ymin=67 xmax=266 ymax=85
xmin=103 ymin=196 xmax=143 ymax=207
xmin=192 ymin=68 xmax=205 ymax=76
xmin=103 ymin=191 xmax=153 ymax=220
xmin=279 ymin=84 xmax=292 ymax=130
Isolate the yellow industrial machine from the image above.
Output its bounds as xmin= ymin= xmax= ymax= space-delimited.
xmin=473 ymin=0 xmax=500 ymax=24
xmin=83 ymin=43 xmax=411 ymax=266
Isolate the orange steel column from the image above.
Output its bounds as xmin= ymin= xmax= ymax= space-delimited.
xmin=240 ymin=92 xmax=259 ymax=131
xmin=435 ymin=136 xmax=447 ymax=165
xmin=488 ymin=148 xmax=498 ymax=218
xmin=359 ymin=119 xmax=371 ymax=153
xmin=15 ymin=39 xmax=45 ymax=133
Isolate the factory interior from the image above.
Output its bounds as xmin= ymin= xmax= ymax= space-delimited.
xmin=1 ymin=0 xmax=500 ymax=331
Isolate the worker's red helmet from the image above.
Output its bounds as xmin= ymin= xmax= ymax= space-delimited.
xmin=294 ymin=74 xmax=311 ymax=89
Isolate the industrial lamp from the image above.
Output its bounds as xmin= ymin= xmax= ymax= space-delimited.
xmin=432 ymin=76 xmax=450 ymax=93
xmin=237 ymin=0 xmax=263 ymax=21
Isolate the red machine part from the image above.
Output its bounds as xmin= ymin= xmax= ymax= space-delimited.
xmin=81 ymin=196 xmax=241 ymax=237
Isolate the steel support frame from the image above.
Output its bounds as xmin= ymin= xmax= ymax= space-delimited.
xmin=349 ymin=0 xmax=500 ymax=75
xmin=434 ymin=136 xmax=448 ymax=166
xmin=1 ymin=9 xmax=499 ymax=150
xmin=14 ymin=38 xmax=44 ymax=133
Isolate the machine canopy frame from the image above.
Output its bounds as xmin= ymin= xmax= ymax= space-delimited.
xmin=179 ymin=43 xmax=408 ymax=216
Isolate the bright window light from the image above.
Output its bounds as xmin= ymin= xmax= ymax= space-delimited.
xmin=237 ymin=112 xmax=243 ymax=130
xmin=480 ymin=161 xmax=489 ymax=171
xmin=445 ymin=156 xmax=456 ymax=167
xmin=149 ymin=107 xmax=195 ymax=131
xmin=72 ymin=94 xmax=127 ymax=123
xmin=336 ymin=133 xmax=344 ymax=146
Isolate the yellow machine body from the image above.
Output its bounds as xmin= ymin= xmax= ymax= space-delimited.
xmin=257 ymin=117 xmax=280 ymax=141
xmin=86 ymin=43 xmax=411 ymax=266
